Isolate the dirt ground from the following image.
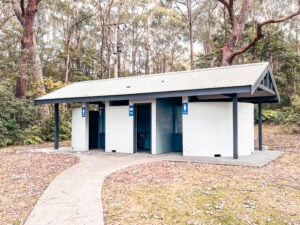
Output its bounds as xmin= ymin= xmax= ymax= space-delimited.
xmin=0 ymin=143 xmax=79 ymax=225
xmin=102 ymin=125 xmax=300 ymax=225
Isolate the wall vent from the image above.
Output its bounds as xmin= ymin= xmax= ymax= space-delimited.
xmin=214 ymin=154 xmax=221 ymax=157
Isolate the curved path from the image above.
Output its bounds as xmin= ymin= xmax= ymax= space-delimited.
xmin=24 ymin=151 xmax=161 ymax=225
xmin=24 ymin=150 xmax=281 ymax=225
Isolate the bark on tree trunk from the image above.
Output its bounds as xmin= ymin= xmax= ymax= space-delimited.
xmin=145 ymin=0 xmax=151 ymax=75
xmin=65 ymin=32 xmax=72 ymax=83
xmin=76 ymin=29 xmax=81 ymax=70
xmin=99 ymin=12 xmax=105 ymax=79
xmin=14 ymin=0 xmax=49 ymax=116
xmin=187 ymin=0 xmax=193 ymax=69
xmin=131 ymin=28 xmax=137 ymax=75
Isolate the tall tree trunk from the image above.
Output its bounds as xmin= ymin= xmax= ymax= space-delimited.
xmin=13 ymin=0 xmax=49 ymax=116
xmin=131 ymin=27 xmax=137 ymax=75
xmin=106 ymin=26 xmax=112 ymax=78
xmin=117 ymin=6 xmax=121 ymax=76
xmin=100 ymin=21 xmax=105 ymax=78
xmin=187 ymin=0 xmax=193 ymax=69
xmin=145 ymin=0 xmax=151 ymax=75
xmin=76 ymin=29 xmax=81 ymax=70
xmin=65 ymin=32 xmax=72 ymax=83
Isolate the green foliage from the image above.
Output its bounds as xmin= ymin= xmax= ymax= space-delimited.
xmin=40 ymin=111 xmax=72 ymax=142
xmin=0 ymin=77 xmax=72 ymax=146
xmin=263 ymin=110 xmax=279 ymax=122
xmin=23 ymin=125 xmax=44 ymax=145
xmin=0 ymin=80 xmax=37 ymax=146
xmin=255 ymin=96 xmax=300 ymax=133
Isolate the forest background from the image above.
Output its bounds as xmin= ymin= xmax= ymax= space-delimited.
xmin=0 ymin=0 xmax=300 ymax=146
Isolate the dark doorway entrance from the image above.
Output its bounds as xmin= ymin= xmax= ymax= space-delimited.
xmin=89 ymin=109 xmax=105 ymax=149
xmin=134 ymin=104 xmax=151 ymax=153
xmin=89 ymin=111 xmax=99 ymax=149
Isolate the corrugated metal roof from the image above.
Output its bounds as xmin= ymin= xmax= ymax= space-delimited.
xmin=35 ymin=62 xmax=279 ymax=104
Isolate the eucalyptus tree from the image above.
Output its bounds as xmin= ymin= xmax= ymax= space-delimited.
xmin=215 ymin=0 xmax=300 ymax=66
xmin=10 ymin=0 xmax=50 ymax=116
xmin=150 ymin=2 xmax=187 ymax=73
xmin=164 ymin=0 xmax=212 ymax=69
xmin=11 ymin=0 xmax=47 ymax=99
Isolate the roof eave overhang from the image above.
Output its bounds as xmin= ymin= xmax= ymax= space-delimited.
xmin=34 ymin=85 xmax=252 ymax=105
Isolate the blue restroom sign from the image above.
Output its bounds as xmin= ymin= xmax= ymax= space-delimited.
xmin=129 ymin=105 xmax=134 ymax=116
xmin=182 ymin=102 xmax=188 ymax=115
xmin=82 ymin=107 xmax=86 ymax=117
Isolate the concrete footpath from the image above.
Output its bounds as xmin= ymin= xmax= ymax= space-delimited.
xmin=24 ymin=151 xmax=159 ymax=225
xmin=24 ymin=149 xmax=282 ymax=225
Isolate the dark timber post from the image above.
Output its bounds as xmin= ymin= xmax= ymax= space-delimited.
xmin=54 ymin=103 xmax=59 ymax=150
xmin=232 ymin=94 xmax=238 ymax=159
xmin=258 ymin=101 xmax=263 ymax=151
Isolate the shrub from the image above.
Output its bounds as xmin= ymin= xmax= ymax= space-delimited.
xmin=41 ymin=111 xmax=72 ymax=142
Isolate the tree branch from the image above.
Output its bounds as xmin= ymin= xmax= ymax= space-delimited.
xmin=238 ymin=0 xmax=250 ymax=24
xmin=173 ymin=1 xmax=189 ymax=21
xmin=217 ymin=0 xmax=229 ymax=9
xmin=232 ymin=5 xmax=300 ymax=59
xmin=13 ymin=1 xmax=25 ymax=27
xmin=217 ymin=0 xmax=235 ymax=24
xmin=20 ymin=0 xmax=25 ymax=16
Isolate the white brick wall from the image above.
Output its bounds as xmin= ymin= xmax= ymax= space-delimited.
xmin=71 ymin=105 xmax=89 ymax=151
xmin=105 ymin=103 xmax=133 ymax=153
xmin=183 ymin=102 xmax=254 ymax=157
xmin=237 ymin=103 xmax=254 ymax=156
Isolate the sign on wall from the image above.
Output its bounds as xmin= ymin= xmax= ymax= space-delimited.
xmin=82 ymin=107 xmax=86 ymax=117
xmin=129 ymin=105 xmax=134 ymax=116
xmin=182 ymin=102 xmax=188 ymax=115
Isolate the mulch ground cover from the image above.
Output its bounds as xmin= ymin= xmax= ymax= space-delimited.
xmin=103 ymin=125 xmax=300 ymax=225
xmin=0 ymin=143 xmax=79 ymax=225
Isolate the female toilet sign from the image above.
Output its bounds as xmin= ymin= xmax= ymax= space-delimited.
xmin=182 ymin=102 xmax=188 ymax=115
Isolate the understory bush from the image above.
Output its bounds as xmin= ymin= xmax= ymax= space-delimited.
xmin=255 ymin=96 xmax=300 ymax=133
xmin=40 ymin=116 xmax=71 ymax=142
xmin=0 ymin=81 xmax=36 ymax=146
xmin=0 ymin=80 xmax=72 ymax=147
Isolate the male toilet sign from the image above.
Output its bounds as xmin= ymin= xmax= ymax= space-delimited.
xmin=129 ymin=105 xmax=134 ymax=116
xmin=182 ymin=102 xmax=188 ymax=115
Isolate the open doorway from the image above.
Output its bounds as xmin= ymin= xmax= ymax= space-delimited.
xmin=134 ymin=104 xmax=151 ymax=153
xmin=89 ymin=111 xmax=99 ymax=149
xmin=89 ymin=107 xmax=105 ymax=150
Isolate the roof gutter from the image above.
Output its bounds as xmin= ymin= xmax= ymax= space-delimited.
xmin=34 ymin=86 xmax=252 ymax=105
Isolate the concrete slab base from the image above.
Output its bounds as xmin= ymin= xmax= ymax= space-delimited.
xmin=162 ymin=150 xmax=283 ymax=167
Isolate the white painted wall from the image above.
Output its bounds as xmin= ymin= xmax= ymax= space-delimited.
xmin=105 ymin=102 xmax=133 ymax=153
xmin=183 ymin=102 xmax=254 ymax=157
xmin=71 ymin=105 xmax=89 ymax=151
